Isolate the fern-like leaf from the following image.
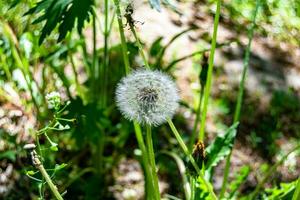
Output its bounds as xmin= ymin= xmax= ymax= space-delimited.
xmin=25 ymin=0 xmax=94 ymax=44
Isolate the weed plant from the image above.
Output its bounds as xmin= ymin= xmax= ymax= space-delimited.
xmin=0 ymin=0 xmax=299 ymax=199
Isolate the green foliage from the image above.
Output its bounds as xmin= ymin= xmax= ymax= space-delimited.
xmin=263 ymin=181 xmax=297 ymax=200
xmin=1 ymin=0 xmax=299 ymax=199
xmin=228 ymin=166 xmax=250 ymax=198
xmin=205 ymin=123 xmax=239 ymax=169
xmin=195 ymin=176 xmax=210 ymax=200
xmin=0 ymin=150 xmax=16 ymax=162
xmin=223 ymin=0 xmax=300 ymax=45
xmin=25 ymin=0 xmax=94 ymax=44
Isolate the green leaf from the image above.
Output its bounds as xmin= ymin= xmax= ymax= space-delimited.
xmin=9 ymin=0 xmax=22 ymax=9
xmin=0 ymin=150 xmax=16 ymax=161
xmin=228 ymin=166 xmax=250 ymax=198
xmin=55 ymin=163 xmax=67 ymax=171
xmin=148 ymin=0 xmax=161 ymax=11
xmin=205 ymin=122 xmax=239 ymax=169
xmin=149 ymin=36 xmax=163 ymax=57
xmin=50 ymin=145 xmax=58 ymax=151
xmin=26 ymin=170 xmax=36 ymax=176
xmin=25 ymin=0 xmax=94 ymax=44
xmin=195 ymin=176 xmax=210 ymax=200
xmin=265 ymin=180 xmax=297 ymax=200
xmin=58 ymin=0 xmax=93 ymax=41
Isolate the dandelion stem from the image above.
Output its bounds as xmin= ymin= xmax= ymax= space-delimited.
xmin=146 ymin=124 xmax=161 ymax=200
xmin=199 ymin=0 xmax=221 ymax=141
xmin=167 ymin=119 xmax=217 ymax=200
xmin=219 ymin=1 xmax=260 ymax=198
xmin=113 ymin=0 xmax=131 ymax=74
xmin=134 ymin=121 xmax=155 ymax=199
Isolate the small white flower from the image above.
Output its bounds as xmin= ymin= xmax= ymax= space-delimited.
xmin=45 ymin=91 xmax=61 ymax=110
xmin=116 ymin=69 xmax=179 ymax=126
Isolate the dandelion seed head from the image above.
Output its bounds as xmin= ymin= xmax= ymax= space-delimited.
xmin=116 ymin=69 xmax=180 ymax=126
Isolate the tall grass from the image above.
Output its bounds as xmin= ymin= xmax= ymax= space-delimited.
xmin=219 ymin=0 xmax=261 ymax=198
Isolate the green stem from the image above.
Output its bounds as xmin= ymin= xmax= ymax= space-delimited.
xmin=33 ymin=152 xmax=63 ymax=200
xmin=219 ymin=1 xmax=260 ymax=198
xmin=189 ymin=86 xmax=204 ymax=151
xmin=199 ymin=0 xmax=221 ymax=141
xmin=102 ymin=0 xmax=109 ymax=107
xmin=113 ymin=0 xmax=131 ymax=74
xmin=129 ymin=23 xmax=150 ymax=69
xmin=69 ymin=54 xmax=79 ymax=87
xmin=190 ymin=177 xmax=195 ymax=200
xmin=250 ymin=144 xmax=300 ymax=199
xmin=198 ymin=0 xmax=221 ymax=141
xmin=92 ymin=13 xmax=97 ymax=99
xmin=293 ymin=177 xmax=300 ymax=200
xmin=133 ymin=122 xmax=155 ymax=199
xmin=167 ymin=119 xmax=217 ymax=200
xmin=146 ymin=124 xmax=161 ymax=200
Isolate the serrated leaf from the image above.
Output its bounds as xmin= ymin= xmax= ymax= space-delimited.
xmin=148 ymin=0 xmax=161 ymax=11
xmin=58 ymin=0 xmax=93 ymax=41
xmin=25 ymin=0 xmax=94 ymax=44
xmin=205 ymin=122 xmax=239 ymax=169
xmin=265 ymin=181 xmax=297 ymax=200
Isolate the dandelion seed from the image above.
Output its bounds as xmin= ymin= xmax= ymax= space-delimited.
xmin=116 ymin=69 xmax=179 ymax=126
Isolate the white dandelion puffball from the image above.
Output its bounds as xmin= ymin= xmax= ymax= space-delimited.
xmin=116 ymin=69 xmax=180 ymax=126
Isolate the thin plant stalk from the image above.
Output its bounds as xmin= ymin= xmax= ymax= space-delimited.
xmin=219 ymin=1 xmax=260 ymax=198
xmin=249 ymin=144 xmax=300 ymax=199
xmin=102 ymin=0 xmax=109 ymax=107
xmin=146 ymin=124 xmax=161 ymax=200
xmin=37 ymin=163 xmax=63 ymax=200
xmin=199 ymin=0 xmax=221 ymax=141
xmin=113 ymin=0 xmax=130 ymax=74
xmin=167 ymin=119 xmax=217 ymax=200
xmin=29 ymin=149 xmax=63 ymax=200
xmin=189 ymin=86 xmax=204 ymax=151
xmin=92 ymin=12 xmax=97 ymax=98
xmin=134 ymin=122 xmax=155 ymax=199
xmin=69 ymin=55 xmax=80 ymax=88
xmin=129 ymin=23 xmax=150 ymax=69
xmin=160 ymin=151 xmax=191 ymax=200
